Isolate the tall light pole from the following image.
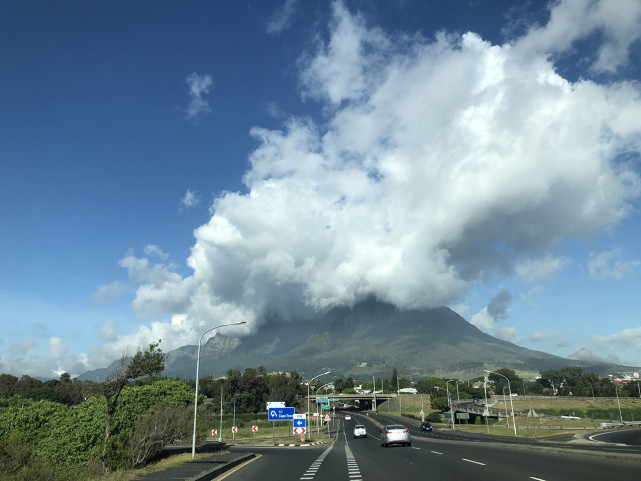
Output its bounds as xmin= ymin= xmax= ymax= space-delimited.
xmin=306 ymin=371 xmax=330 ymax=438
xmin=615 ymin=383 xmax=623 ymax=423
xmin=192 ymin=321 xmax=246 ymax=459
xmin=485 ymin=370 xmax=517 ymax=436
xmin=446 ymin=380 xmax=455 ymax=430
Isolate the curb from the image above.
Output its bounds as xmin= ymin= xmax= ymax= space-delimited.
xmin=191 ymin=453 xmax=256 ymax=481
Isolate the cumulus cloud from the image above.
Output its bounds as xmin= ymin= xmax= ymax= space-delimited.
xmin=127 ymin=0 xmax=639 ymax=349
xmin=592 ymin=327 xmax=641 ymax=365
xmin=529 ymin=330 xmax=560 ymax=343
xmin=516 ymin=256 xmax=568 ymax=281
xmin=266 ymin=0 xmax=299 ymax=34
xmin=144 ymin=244 xmax=169 ymax=260
xmin=515 ymin=0 xmax=641 ymax=74
xmin=0 ymin=337 xmax=87 ymax=378
xmin=470 ymin=290 xmax=512 ymax=332
xmin=92 ymin=281 xmax=128 ymax=305
xmin=588 ymin=248 xmax=641 ymax=280
xmin=180 ymin=189 xmax=200 ymax=210
xmin=185 ymin=73 xmax=213 ymax=122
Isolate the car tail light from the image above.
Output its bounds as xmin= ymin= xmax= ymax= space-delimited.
xmin=385 ymin=431 xmax=392 ymax=434
xmin=403 ymin=430 xmax=409 ymax=434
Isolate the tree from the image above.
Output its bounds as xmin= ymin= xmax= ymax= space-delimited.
xmin=101 ymin=341 xmax=164 ymax=471
xmin=391 ymin=368 xmax=398 ymax=389
xmin=430 ymin=395 xmax=450 ymax=413
xmin=333 ymin=378 xmax=344 ymax=393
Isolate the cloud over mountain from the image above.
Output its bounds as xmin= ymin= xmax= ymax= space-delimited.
xmin=113 ymin=0 xmax=641 ymax=356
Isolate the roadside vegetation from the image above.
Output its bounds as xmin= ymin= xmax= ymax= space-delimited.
xmin=1 ymin=363 xmax=638 ymax=479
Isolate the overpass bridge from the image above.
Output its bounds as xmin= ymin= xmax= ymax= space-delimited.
xmin=308 ymin=393 xmax=396 ymax=410
xmin=309 ymin=393 xmax=520 ymax=423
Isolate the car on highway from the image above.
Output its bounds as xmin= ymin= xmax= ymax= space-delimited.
xmin=345 ymin=415 xmax=352 ymax=421
xmin=353 ymin=424 xmax=367 ymax=438
xmin=420 ymin=422 xmax=433 ymax=431
xmin=380 ymin=424 xmax=411 ymax=447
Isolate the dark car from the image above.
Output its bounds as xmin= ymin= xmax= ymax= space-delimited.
xmin=420 ymin=422 xmax=433 ymax=431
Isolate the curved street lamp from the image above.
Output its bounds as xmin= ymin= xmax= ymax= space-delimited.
xmin=306 ymin=371 xmax=330 ymax=438
xmin=484 ymin=370 xmax=517 ymax=436
xmin=192 ymin=321 xmax=246 ymax=459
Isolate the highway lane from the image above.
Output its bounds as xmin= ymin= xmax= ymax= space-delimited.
xmin=371 ymin=411 xmax=641 ymax=455
xmin=224 ymin=414 xmax=640 ymax=481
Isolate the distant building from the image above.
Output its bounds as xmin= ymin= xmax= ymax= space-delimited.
xmin=399 ymin=387 xmax=418 ymax=394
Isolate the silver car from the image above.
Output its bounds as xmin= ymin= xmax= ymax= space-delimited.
xmin=380 ymin=424 xmax=411 ymax=447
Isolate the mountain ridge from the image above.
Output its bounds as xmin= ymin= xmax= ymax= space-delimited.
xmin=78 ymin=299 xmax=634 ymax=381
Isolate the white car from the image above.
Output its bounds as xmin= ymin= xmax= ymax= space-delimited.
xmin=353 ymin=424 xmax=367 ymax=438
xmin=345 ymin=415 xmax=352 ymax=421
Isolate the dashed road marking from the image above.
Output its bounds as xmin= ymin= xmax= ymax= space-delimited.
xmin=299 ymin=444 xmax=333 ymax=480
xmin=462 ymin=458 xmax=486 ymax=466
xmin=345 ymin=442 xmax=363 ymax=480
xmin=431 ymin=450 xmax=443 ymax=455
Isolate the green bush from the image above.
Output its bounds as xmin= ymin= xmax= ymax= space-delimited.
xmin=426 ymin=412 xmax=442 ymax=423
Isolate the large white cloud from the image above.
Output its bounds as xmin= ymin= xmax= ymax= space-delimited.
xmin=123 ymin=0 xmax=641 ymax=350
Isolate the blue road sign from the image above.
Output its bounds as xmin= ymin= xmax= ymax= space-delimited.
xmin=293 ymin=418 xmax=306 ymax=428
xmin=268 ymin=407 xmax=295 ymax=421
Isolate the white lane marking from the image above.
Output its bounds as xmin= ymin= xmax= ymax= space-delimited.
xmin=529 ymin=478 xmax=546 ymax=481
xmin=462 ymin=458 xmax=486 ymax=466
xmin=431 ymin=450 xmax=443 ymax=455
xmin=343 ymin=420 xmax=364 ymax=481
xmin=299 ymin=444 xmax=333 ymax=480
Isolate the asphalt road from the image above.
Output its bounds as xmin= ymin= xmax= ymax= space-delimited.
xmin=223 ymin=413 xmax=641 ymax=481
xmin=588 ymin=428 xmax=641 ymax=446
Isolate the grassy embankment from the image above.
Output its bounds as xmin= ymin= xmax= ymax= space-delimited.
xmin=377 ymin=394 xmax=641 ymax=438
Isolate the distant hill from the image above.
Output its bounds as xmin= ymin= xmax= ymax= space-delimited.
xmin=79 ymin=298 xmax=634 ymax=381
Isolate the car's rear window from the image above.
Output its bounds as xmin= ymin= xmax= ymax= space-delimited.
xmin=355 ymin=425 xmax=365 ymax=429
xmin=387 ymin=425 xmax=406 ymax=430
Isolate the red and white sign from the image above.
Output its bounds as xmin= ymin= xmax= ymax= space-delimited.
xmin=324 ymin=414 xmax=330 ymax=421
xmin=293 ymin=427 xmax=306 ymax=435
xmin=252 ymin=425 xmax=258 ymax=432
xmin=232 ymin=426 xmax=238 ymax=433
xmin=211 ymin=429 xmax=218 ymax=436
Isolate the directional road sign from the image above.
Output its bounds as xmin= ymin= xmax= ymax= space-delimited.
xmin=293 ymin=414 xmax=306 ymax=429
xmin=316 ymin=397 xmax=329 ymax=403
xmin=266 ymin=401 xmax=285 ymax=409
xmin=268 ymin=407 xmax=295 ymax=421
xmin=211 ymin=429 xmax=218 ymax=436
xmin=232 ymin=426 xmax=238 ymax=433
xmin=252 ymin=425 xmax=258 ymax=432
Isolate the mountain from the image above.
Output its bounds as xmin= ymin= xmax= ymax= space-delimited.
xmin=79 ymin=299 xmax=633 ymax=381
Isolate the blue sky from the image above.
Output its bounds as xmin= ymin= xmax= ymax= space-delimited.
xmin=2 ymin=0 xmax=641 ymax=378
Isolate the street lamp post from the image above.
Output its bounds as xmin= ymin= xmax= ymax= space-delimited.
xmin=446 ymin=380 xmax=455 ymax=430
xmin=192 ymin=321 xmax=246 ymax=459
xmin=306 ymin=371 xmax=330 ymax=439
xmin=615 ymin=383 xmax=623 ymax=423
xmin=485 ymin=370 xmax=517 ymax=436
